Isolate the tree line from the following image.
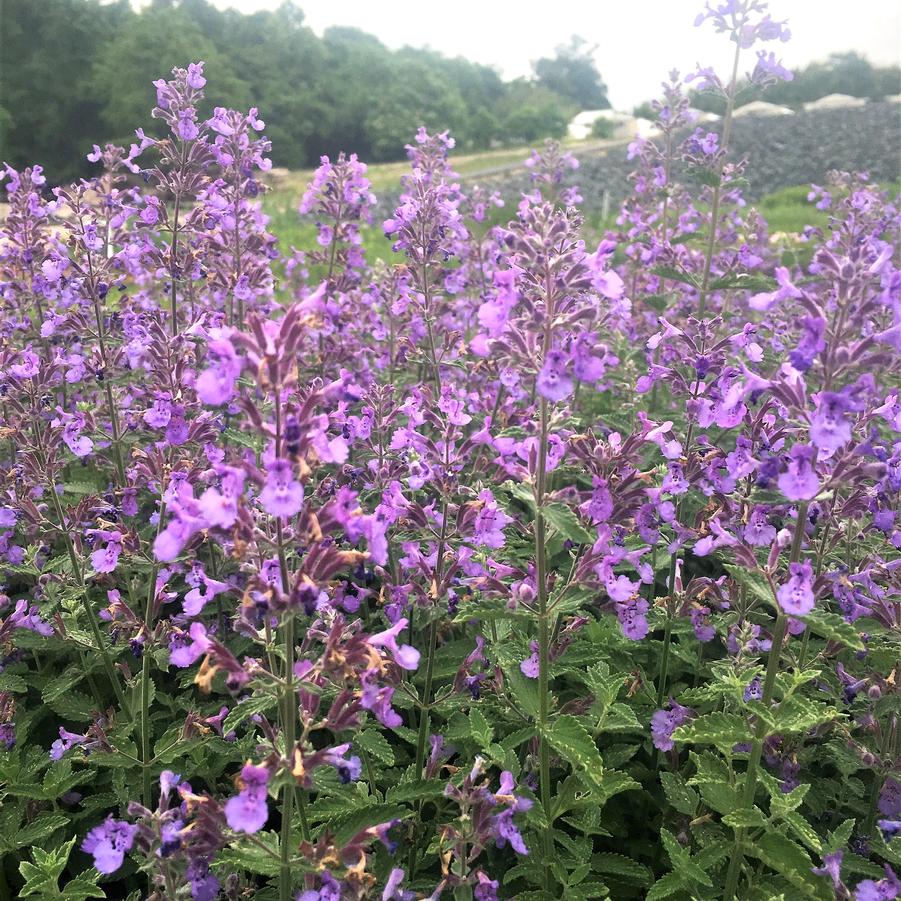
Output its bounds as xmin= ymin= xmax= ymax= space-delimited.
xmin=0 ymin=0 xmax=610 ymax=185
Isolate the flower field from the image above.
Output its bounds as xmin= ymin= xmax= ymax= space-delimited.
xmin=0 ymin=1 xmax=899 ymax=899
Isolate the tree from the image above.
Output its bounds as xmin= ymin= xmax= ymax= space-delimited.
xmin=533 ymin=37 xmax=610 ymax=110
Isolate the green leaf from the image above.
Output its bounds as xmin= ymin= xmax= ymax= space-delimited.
xmin=542 ymin=504 xmax=593 ymax=545
xmin=651 ymin=266 xmax=699 ymax=288
xmin=0 ymin=672 xmax=27 ymax=692
xmin=749 ymin=833 xmax=829 ymax=898
xmin=770 ymin=696 xmax=838 ymax=734
xmin=660 ymin=771 xmax=699 ymax=816
xmin=592 ymin=852 xmax=652 ymax=886
xmin=60 ymin=877 xmax=106 ymax=900
xmin=16 ymin=814 xmax=70 ymax=848
xmin=826 ymin=819 xmax=855 ymax=853
xmin=222 ymin=693 xmax=278 ymax=734
xmin=671 ymin=712 xmax=749 ymax=750
xmin=45 ymin=688 xmax=96 ymax=722
xmin=660 ymin=828 xmax=712 ymax=887
xmin=723 ymin=807 xmax=769 ymax=829
xmin=328 ymin=803 xmax=407 ymax=846
xmin=545 ymin=715 xmax=605 ymax=787
xmin=468 ymin=706 xmax=494 ymax=748
xmin=723 ymin=564 xmax=774 ymax=607
xmin=355 ymin=729 xmax=394 ymax=766
xmin=783 ymin=810 xmax=823 ymax=853
xmin=385 ymin=780 xmax=446 ymax=804
xmin=798 ymin=610 xmax=864 ymax=651
xmin=646 ymin=871 xmax=688 ymax=900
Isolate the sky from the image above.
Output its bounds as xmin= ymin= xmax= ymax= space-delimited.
xmin=172 ymin=0 xmax=901 ymax=110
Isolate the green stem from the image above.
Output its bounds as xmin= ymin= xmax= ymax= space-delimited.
xmin=50 ymin=490 xmax=128 ymax=712
xmin=140 ymin=502 xmax=165 ymax=808
xmin=724 ymin=502 xmax=808 ymax=900
xmin=536 ymin=395 xmax=554 ymax=891
xmin=279 ymin=611 xmax=296 ymax=901
xmin=656 ymin=554 xmax=678 ymax=708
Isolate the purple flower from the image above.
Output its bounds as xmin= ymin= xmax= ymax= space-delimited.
xmin=260 ymin=458 xmax=304 ymax=518
xmin=224 ymin=762 xmax=270 ymax=834
xmin=778 ymin=444 xmax=820 ymax=501
xmin=743 ymin=506 xmax=777 ymax=546
xmin=170 ymin=622 xmax=212 ymax=668
xmin=183 ymin=566 xmax=231 ymax=616
xmin=195 ymin=333 xmax=242 ymax=405
xmin=88 ymin=530 xmax=123 ymax=574
xmin=810 ymin=390 xmax=855 ymax=457
xmin=777 ymin=560 xmax=816 ymax=616
xmin=472 ymin=489 xmax=513 ymax=549
xmin=880 ymin=778 xmax=900 ymax=817
xmin=812 ymin=850 xmax=844 ymax=890
xmin=536 ymin=350 xmax=573 ymax=402
xmin=520 ymin=641 xmax=540 ymax=678
xmin=651 ymin=700 xmax=695 ymax=751
xmin=744 ymin=676 xmax=763 ymax=702
xmin=368 ymin=618 xmax=420 ymax=670
xmin=82 ymin=816 xmax=137 ymax=874
xmin=50 ymin=727 xmax=88 ymax=760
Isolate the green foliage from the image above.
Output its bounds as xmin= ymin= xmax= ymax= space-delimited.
xmin=0 ymin=0 xmax=594 ymax=183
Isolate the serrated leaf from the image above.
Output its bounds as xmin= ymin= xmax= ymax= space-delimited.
xmin=826 ymin=818 xmax=855 ymax=853
xmin=646 ymin=870 xmax=689 ymax=900
xmin=783 ymin=810 xmax=823 ymax=853
xmin=672 ymin=712 xmax=748 ymax=749
xmin=798 ymin=610 xmax=864 ymax=651
xmin=222 ymin=693 xmax=278 ymax=734
xmin=16 ymin=814 xmax=70 ymax=848
xmin=468 ymin=706 xmax=494 ymax=748
xmin=770 ymin=696 xmax=838 ymax=735
xmin=660 ymin=771 xmax=699 ymax=816
xmin=60 ymin=877 xmax=105 ymax=900
xmin=0 ymin=672 xmax=27 ymax=692
xmin=749 ymin=832 xmax=829 ymax=898
xmin=592 ymin=852 xmax=652 ymax=885
xmin=723 ymin=806 xmax=769 ymax=829
xmin=652 ymin=266 xmax=699 ymax=287
xmin=660 ymin=828 xmax=712 ymax=887
xmin=328 ymin=803 xmax=407 ymax=846
xmin=546 ymin=715 xmax=604 ymax=787
xmin=385 ymin=779 xmax=446 ymax=804
xmin=355 ymin=729 xmax=394 ymax=766
xmin=542 ymin=504 xmax=593 ymax=544
xmin=46 ymin=688 xmax=96 ymax=722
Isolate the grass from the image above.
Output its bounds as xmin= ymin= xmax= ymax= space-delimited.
xmin=263 ymin=161 xmax=899 ymax=268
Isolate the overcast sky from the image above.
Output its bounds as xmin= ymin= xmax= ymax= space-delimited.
xmin=186 ymin=0 xmax=900 ymax=109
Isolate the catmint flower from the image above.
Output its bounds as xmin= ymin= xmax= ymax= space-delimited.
xmin=778 ymin=444 xmax=820 ymax=501
xmin=472 ymin=489 xmax=513 ymax=549
xmin=260 ymin=458 xmax=304 ymax=519
xmin=195 ymin=332 xmax=242 ymax=405
xmin=777 ymin=560 xmax=816 ymax=616
xmin=744 ymin=676 xmax=763 ymax=702
xmin=810 ymin=390 xmax=856 ymax=457
xmin=183 ymin=566 xmax=231 ymax=616
xmin=651 ymin=700 xmax=695 ymax=751
xmin=50 ymin=727 xmax=88 ymax=760
xmin=170 ymin=622 xmax=212 ymax=668
xmin=743 ymin=506 xmax=777 ymax=546
xmin=87 ymin=530 xmax=123 ymax=574
xmin=880 ymin=778 xmax=901 ymax=818
xmin=224 ymin=762 xmax=270 ymax=834
xmin=82 ymin=816 xmax=137 ymax=874
xmin=812 ymin=850 xmax=844 ymax=891
xmin=520 ymin=641 xmax=540 ymax=678
xmin=536 ymin=350 xmax=573 ymax=402
xmin=368 ymin=618 xmax=420 ymax=670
